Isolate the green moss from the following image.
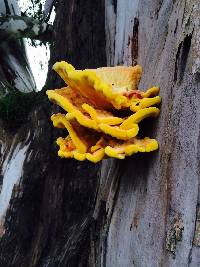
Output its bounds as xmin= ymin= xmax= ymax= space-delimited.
xmin=0 ymin=87 xmax=36 ymax=128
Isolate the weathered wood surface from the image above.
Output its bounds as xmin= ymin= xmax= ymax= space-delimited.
xmin=95 ymin=0 xmax=200 ymax=266
xmin=0 ymin=0 xmax=200 ymax=266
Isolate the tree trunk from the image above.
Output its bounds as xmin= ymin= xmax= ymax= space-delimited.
xmin=97 ymin=1 xmax=200 ymax=266
xmin=0 ymin=0 xmax=36 ymax=93
xmin=0 ymin=0 xmax=200 ymax=267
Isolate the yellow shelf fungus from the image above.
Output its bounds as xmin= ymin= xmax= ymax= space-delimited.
xmin=56 ymin=136 xmax=105 ymax=163
xmin=56 ymin=134 xmax=158 ymax=162
xmin=53 ymin=61 xmax=143 ymax=109
xmin=104 ymin=137 xmax=158 ymax=159
xmin=47 ymin=61 xmax=161 ymax=162
xmin=51 ymin=113 xmax=100 ymax=154
xmin=47 ymin=87 xmax=124 ymax=130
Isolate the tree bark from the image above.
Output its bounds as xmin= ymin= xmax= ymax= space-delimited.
xmin=0 ymin=0 xmax=105 ymax=266
xmin=0 ymin=0 xmax=200 ymax=267
xmin=94 ymin=1 xmax=200 ymax=266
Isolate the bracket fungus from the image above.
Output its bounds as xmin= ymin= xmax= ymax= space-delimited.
xmin=47 ymin=61 xmax=161 ymax=163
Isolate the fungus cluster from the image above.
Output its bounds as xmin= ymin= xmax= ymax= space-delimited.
xmin=46 ymin=61 xmax=161 ymax=163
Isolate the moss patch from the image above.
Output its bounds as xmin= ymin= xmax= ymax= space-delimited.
xmin=0 ymin=88 xmax=36 ymax=129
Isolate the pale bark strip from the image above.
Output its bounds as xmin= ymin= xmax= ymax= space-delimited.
xmin=105 ymin=0 xmax=116 ymax=66
xmin=0 ymin=135 xmax=31 ymax=237
xmin=113 ymin=0 xmax=139 ymax=66
xmin=43 ymin=0 xmax=55 ymax=22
